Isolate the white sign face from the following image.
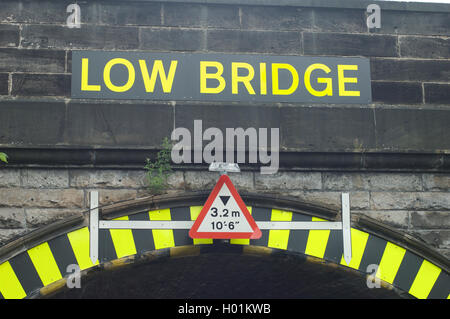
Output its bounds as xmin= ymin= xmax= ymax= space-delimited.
xmin=196 ymin=182 xmax=253 ymax=233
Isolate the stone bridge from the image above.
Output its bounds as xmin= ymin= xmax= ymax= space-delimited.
xmin=0 ymin=0 xmax=449 ymax=299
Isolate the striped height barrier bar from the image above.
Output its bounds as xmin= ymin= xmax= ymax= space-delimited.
xmin=90 ymin=192 xmax=352 ymax=265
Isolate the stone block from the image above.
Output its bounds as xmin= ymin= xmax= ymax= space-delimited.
xmin=0 ymin=0 xmax=67 ymax=24
xmin=284 ymin=191 xmax=369 ymax=210
xmin=96 ymin=189 xmax=138 ymax=206
xmin=66 ymin=50 xmax=71 ymax=73
xmin=303 ymin=33 xmax=398 ymax=57
xmin=69 ymin=170 xmax=147 ymax=189
xmin=410 ymin=211 xmax=450 ymax=229
xmin=65 ymin=102 xmax=173 ymax=147
xmin=25 ymin=208 xmax=81 ymax=228
xmin=280 ymin=106 xmax=375 ymax=151
xmin=0 ymin=24 xmax=19 ymax=47
xmin=0 ymin=208 xmax=25 ymax=229
xmin=400 ymin=36 xmax=450 ymax=59
xmin=371 ymin=11 xmax=450 ymax=36
xmin=241 ymin=6 xmax=313 ymax=31
xmin=0 ymin=188 xmax=84 ymax=208
xmin=21 ymin=24 xmax=139 ymax=50
xmin=371 ymin=81 xmax=423 ymax=104
xmin=370 ymin=58 xmax=450 ymax=82
xmin=424 ymin=84 xmax=450 ymax=105
xmin=164 ymin=3 xmax=204 ymax=27
xmin=207 ymin=29 xmax=301 ymax=54
xmin=353 ymin=210 xmax=409 ymax=229
xmin=140 ymin=28 xmax=205 ymax=51
xmin=0 ymin=48 xmax=65 ymax=73
xmin=323 ymin=172 xmax=423 ymax=191
xmin=11 ymin=74 xmax=70 ymax=97
xmin=411 ymin=230 xmax=450 ymax=249
xmin=0 ymin=229 xmax=28 ymax=247
xmin=175 ymin=103 xmax=280 ymax=134
xmin=0 ymin=100 xmax=66 ymax=146
xmin=312 ymin=8 xmax=366 ymax=33
xmin=184 ymin=171 xmax=254 ymax=191
xmin=371 ymin=192 xmax=450 ymax=210
xmin=0 ymin=73 xmax=8 ymax=95
xmin=166 ymin=171 xmax=185 ymax=190
xmin=21 ymin=169 xmax=69 ymax=188
xmin=374 ymin=108 xmax=450 ymax=151
xmin=94 ymin=2 xmax=162 ymax=26
xmin=206 ymin=5 xmax=240 ymax=29
xmin=422 ymin=174 xmax=450 ymax=191
xmin=163 ymin=3 xmax=238 ymax=28
xmin=255 ymin=171 xmax=321 ymax=190
xmin=0 ymin=169 xmax=21 ymax=187
xmin=437 ymin=249 xmax=450 ymax=259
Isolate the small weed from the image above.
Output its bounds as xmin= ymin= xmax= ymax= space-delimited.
xmin=145 ymin=138 xmax=173 ymax=195
xmin=0 ymin=152 xmax=7 ymax=163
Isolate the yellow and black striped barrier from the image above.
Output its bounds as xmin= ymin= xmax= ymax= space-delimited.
xmin=0 ymin=205 xmax=448 ymax=299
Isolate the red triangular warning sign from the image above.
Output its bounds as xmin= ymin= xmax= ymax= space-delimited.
xmin=189 ymin=174 xmax=262 ymax=239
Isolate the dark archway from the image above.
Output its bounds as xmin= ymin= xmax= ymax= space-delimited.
xmin=49 ymin=244 xmax=404 ymax=299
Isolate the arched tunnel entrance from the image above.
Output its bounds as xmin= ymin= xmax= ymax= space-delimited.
xmin=0 ymin=193 xmax=448 ymax=299
xmin=49 ymin=244 xmax=404 ymax=299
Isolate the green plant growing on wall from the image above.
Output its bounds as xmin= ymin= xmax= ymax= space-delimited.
xmin=145 ymin=137 xmax=173 ymax=195
xmin=0 ymin=152 xmax=7 ymax=163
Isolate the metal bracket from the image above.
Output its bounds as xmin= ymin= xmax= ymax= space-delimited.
xmin=209 ymin=162 xmax=240 ymax=175
xmin=89 ymin=191 xmax=352 ymax=264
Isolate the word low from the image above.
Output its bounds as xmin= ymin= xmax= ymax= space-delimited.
xmin=171 ymin=120 xmax=279 ymax=174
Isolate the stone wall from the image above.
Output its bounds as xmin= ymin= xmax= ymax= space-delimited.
xmin=0 ymin=0 xmax=449 ymax=258
xmin=0 ymin=1 xmax=449 ymax=102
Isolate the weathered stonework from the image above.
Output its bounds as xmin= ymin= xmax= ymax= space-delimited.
xmin=0 ymin=208 xmax=25 ymax=229
xmin=0 ymin=188 xmax=84 ymax=208
xmin=21 ymin=169 xmax=69 ymax=189
xmin=255 ymin=172 xmax=322 ymax=191
xmin=24 ymin=208 xmax=80 ymax=228
xmin=323 ymin=172 xmax=423 ymax=191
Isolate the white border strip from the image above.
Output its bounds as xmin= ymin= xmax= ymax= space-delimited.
xmin=98 ymin=220 xmax=343 ymax=230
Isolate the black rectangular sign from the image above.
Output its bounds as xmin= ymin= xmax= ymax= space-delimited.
xmin=71 ymin=51 xmax=372 ymax=104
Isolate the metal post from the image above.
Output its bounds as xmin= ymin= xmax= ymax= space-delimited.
xmin=342 ymin=193 xmax=352 ymax=264
xmin=89 ymin=191 xmax=99 ymax=264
